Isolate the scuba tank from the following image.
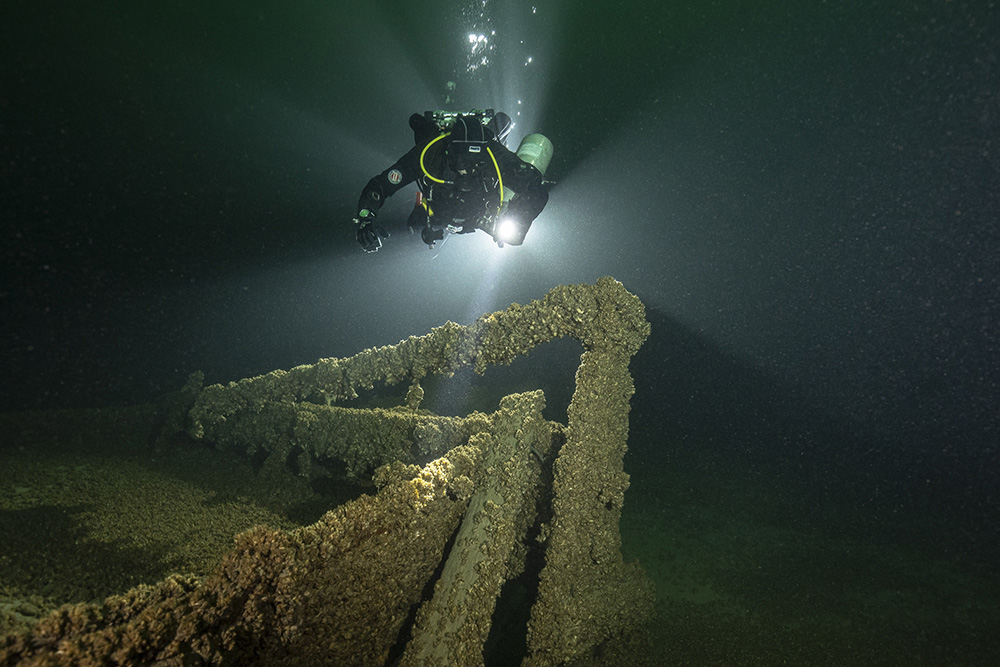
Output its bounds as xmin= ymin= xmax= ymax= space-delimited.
xmin=487 ymin=133 xmax=553 ymax=246
xmin=514 ymin=134 xmax=554 ymax=177
xmin=499 ymin=133 xmax=554 ymax=206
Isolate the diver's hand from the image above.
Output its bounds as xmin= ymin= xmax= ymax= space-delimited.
xmin=355 ymin=212 xmax=389 ymax=253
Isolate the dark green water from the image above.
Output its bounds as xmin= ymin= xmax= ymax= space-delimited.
xmin=2 ymin=0 xmax=998 ymax=663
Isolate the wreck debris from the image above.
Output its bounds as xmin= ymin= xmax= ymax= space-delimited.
xmin=0 ymin=441 xmax=483 ymax=666
xmin=0 ymin=277 xmax=654 ymax=666
xmin=401 ymin=391 xmax=554 ymax=667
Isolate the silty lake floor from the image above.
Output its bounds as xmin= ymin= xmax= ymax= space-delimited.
xmin=0 ymin=441 xmax=338 ymax=636
xmin=622 ymin=455 xmax=1000 ymax=666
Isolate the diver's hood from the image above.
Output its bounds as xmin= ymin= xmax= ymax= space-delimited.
xmin=448 ymin=115 xmax=494 ymax=173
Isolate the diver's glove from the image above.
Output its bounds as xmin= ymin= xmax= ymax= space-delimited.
xmin=354 ymin=210 xmax=388 ymax=253
xmin=421 ymin=226 xmax=445 ymax=248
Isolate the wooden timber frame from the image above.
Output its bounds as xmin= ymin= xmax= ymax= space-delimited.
xmin=0 ymin=277 xmax=655 ymax=667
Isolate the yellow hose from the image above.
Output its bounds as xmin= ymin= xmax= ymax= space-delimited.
xmin=420 ymin=133 xmax=450 ymax=183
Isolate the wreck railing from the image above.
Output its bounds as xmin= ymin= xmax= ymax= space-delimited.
xmin=1 ymin=277 xmax=655 ymax=667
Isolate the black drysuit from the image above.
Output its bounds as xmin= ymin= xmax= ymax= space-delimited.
xmin=356 ymin=115 xmax=548 ymax=245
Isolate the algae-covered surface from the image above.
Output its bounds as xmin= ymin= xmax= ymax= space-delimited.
xmin=0 ymin=440 xmax=337 ymax=638
xmin=2 ymin=421 xmax=998 ymax=665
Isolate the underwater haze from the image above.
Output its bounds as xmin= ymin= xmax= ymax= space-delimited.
xmin=2 ymin=0 xmax=999 ymax=663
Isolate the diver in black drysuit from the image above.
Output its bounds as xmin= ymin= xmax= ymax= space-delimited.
xmin=353 ymin=111 xmax=549 ymax=252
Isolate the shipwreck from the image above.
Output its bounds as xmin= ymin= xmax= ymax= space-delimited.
xmin=0 ymin=277 xmax=655 ymax=666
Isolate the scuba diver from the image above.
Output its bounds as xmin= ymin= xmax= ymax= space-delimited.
xmin=353 ymin=109 xmax=553 ymax=252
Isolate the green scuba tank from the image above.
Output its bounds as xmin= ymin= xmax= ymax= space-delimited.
xmin=498 ymin=133 xmax=554 ymax=207
xmin=515 ymin=134 xmax=554 ymax=176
